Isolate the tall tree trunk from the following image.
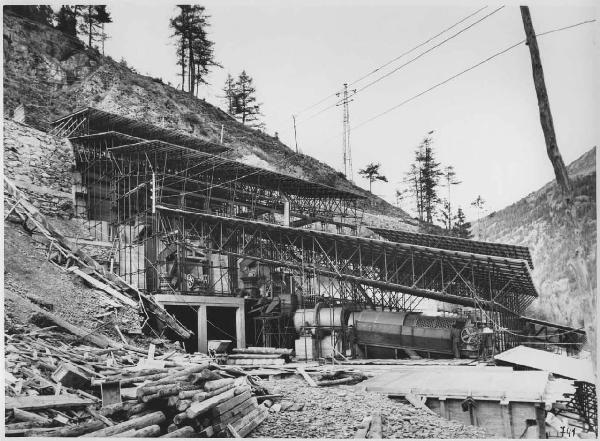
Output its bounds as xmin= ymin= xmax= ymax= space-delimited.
xmin=88 ymin=6 xmax=92 ymax=48
xmin=521 ymin=6 xmax=594 ymax=367
xmin=188 ymin=33 xmax=195 ymax=96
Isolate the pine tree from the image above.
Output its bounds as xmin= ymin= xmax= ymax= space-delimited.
xmin=232 ymin=71 xmax=264 ymax=128
xmin=222 ymin=74 xmax=236 ymax=114
xmin=438 ymin=199 xmax=457 ymax=230
xmin=170 ymin=5 xmax=218 ymax=96
xmin=452 ymin=207 xmax=473 ymax=239
xmin=442 ymin=165 xmax=461 ymax=229
xmin=417 ymin=134 xmax=442 ymax=224
xmin=78 ymin=5 xmax=112 ymax=50
xmin=471 ymin=195 xmax=486 ymax=239
xmin=55 ymin=6 xmax=78 ymax=36
xmin=358 ymin=163 xmax=388 ymax=193
xmin=404 ymin=163 xmax=423 ymax=220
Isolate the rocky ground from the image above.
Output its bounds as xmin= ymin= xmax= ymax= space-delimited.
xmin=250 ymin=378 xmax=490 ymax=439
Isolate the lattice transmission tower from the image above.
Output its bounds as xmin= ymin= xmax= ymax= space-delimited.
xmin=336 ymin=83 xmax=356 ymax=181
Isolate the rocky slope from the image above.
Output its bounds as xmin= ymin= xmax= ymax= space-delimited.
xmin=2 ymin=11 xmax=416 ymax=230
xmin=473 ymin=148 xmax=596 ymax=332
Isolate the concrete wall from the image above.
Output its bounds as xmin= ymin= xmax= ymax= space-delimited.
xmin=3 ymin=118 xmax=74 ymax=217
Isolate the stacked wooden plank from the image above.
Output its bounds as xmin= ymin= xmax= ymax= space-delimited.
xmin=227 ymin=347 xmax=292 ymax=366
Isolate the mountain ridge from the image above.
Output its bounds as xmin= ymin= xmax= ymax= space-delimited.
xmin=474 ymin=147 xmax=596 ymax=331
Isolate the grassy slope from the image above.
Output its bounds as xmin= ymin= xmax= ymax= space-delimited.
xmin=474 ymin=148 xmax=596 ymax=328
xmin=2 ymin=12 xmax=415 ymax=227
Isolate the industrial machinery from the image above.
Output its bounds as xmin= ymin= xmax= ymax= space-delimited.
xmin=352 ymin=310 xmax=480 ymax=358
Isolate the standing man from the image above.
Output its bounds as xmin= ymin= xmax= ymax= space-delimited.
xmin=451 ymin=322 xmax=462 ymax=359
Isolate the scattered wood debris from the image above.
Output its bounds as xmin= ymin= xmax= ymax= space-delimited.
xmin=4 ymin=331 xmax=272 ymax=437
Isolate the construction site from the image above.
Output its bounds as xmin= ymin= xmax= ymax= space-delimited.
xmin=2 ymin=4 xmax=597 ymax=440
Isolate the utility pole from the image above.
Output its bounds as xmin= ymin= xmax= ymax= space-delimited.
xmin=292 ymin=115 xmax=299 ymax=153
xmin=520 ymin=6 xmax=572 ymax=200
xmin=336 ymin=83 xmax=356 ymax=181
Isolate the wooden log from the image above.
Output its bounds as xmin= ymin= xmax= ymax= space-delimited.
xmin=178 ymin=388 xmax=203 ymax=399
xmin=160 ymin=425 xmax=196 ymax=438
xmin=36 ymin=420 xmax=106 ymax=437
xmin=172 ymin=411 xmax=188 ymax=426
xmin=6 ymin=421 xmax=52 ymax=431
xmin=126 ymin=402 xmax=148 ymax=418
xmin=176 ymin=400 xmax=191 ymax=412
xmin=13 ymin=408 xmax=53 ymax=425
xmin=369 ymin=412 xmax=382 ymax=439
xmin=99 ymin=401 xmax=134 ymax=417
xmin=130 ymin=424 xmax=162 ymax=437
xmin=6 ymin=427 xmax=58 ymax=436
xmin=141 ymin=392 xmax=161 ymax=403
xmin=198 ymin=368 xmax=223 ymax=381
xmin=234 ymin=347 xmax=293 ymax=355
xmin=186 ymin=388 xmax=237 ymax=419
xmin=85 ymin=411 xmax=166 ymax=437
xmin=203 ymin=378 xmax=234 ymax=392
xmin=354 ymin=416 xmax=372 ymax=438
xmin=193 ymin=383 xmax=236 ymax=402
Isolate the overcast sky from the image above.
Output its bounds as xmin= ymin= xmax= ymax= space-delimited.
xmin=101 ymin=0 xmax=597 ymax=221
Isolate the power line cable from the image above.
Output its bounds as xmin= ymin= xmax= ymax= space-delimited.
xmin=289 ymin=6 xmax=490 ymax=121
xmin=352 ymin=18 xmax=596 ymax=132
xmin=348 ymin=6 xmax=490 ymax=87
xmin=297 ymin=6 xmax=505 ymax=125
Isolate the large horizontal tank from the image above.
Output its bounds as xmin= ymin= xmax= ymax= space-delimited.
xmin=353 ymin=310 xmax=462 ymax=355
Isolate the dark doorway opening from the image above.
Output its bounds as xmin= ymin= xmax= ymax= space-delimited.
xmin=164 ymin=304 xmax=198 ymax=353
xmin=207 ymin=306 xmax=237 ymax=349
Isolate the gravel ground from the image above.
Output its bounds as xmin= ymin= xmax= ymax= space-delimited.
xmin=250 ymin=378 xmax=490 ymax=439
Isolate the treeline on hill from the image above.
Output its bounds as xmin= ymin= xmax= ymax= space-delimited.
xmin=393 ymin=133 xmax=486 ymax=239
xmin=5 ymin=4 xmax=266 ymax=129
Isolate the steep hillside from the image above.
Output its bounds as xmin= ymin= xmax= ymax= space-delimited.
xmin=2 ymin=11 xmax=416 ymax=230
xmin=474 ymin=148 xmax=596 ymax=331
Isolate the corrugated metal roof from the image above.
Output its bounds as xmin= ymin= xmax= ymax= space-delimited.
xmin=494 ymin=345 xmax=595 ymax=383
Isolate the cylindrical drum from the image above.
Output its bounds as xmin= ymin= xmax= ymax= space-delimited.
xmin=317 ymin=307 xmax=346 ymax=328
xmin=293 ymin=307 xmax=318 ymax=333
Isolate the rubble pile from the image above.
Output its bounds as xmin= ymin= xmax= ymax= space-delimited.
xmin=4 ymin=330 xmax=271 ymax=437
xmin=250 ymin=378 xmax=489 ymax=439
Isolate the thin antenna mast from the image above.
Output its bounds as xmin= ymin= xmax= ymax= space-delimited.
xmin=336 ymin=83 xmax=356 ymax=181
xmin=292 ymin=115 xmax=299 ymax=153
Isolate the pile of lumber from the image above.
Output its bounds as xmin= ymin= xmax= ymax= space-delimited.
xmin=5 ymin=330 xmax=270 ymax=437
xmin=227 ymin=347 xmax=292 ymax=366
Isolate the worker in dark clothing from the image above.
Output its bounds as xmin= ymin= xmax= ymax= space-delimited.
xmin=451 ymin=322 xmax=462 ymax=359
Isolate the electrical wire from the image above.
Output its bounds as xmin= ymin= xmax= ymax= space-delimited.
xmin=287 ymin=6 xmax=490 ymax=123
xmin=295 ymin=6 xmax=505 ymax=125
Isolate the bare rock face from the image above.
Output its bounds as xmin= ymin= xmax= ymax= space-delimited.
xmin=3 ymin=119 xmax=74 ymax=218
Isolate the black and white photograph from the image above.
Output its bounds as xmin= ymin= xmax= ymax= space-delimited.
xmin=2 ymin=1 xmax=597 ymax=438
